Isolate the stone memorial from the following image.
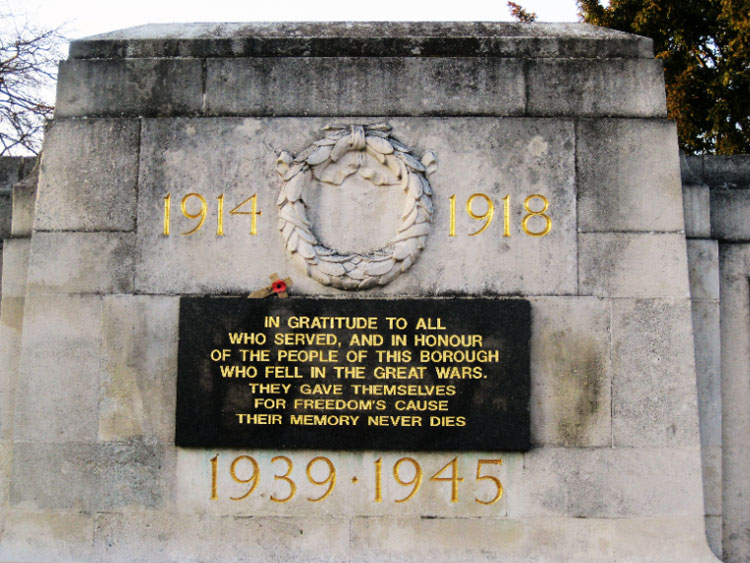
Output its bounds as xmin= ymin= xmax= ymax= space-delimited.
xmin=0 ymin=22 xmax=723 ymax=561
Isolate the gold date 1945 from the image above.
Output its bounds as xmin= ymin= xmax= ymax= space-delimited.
xmin=209 ymin=454 xmax=503 ymax=505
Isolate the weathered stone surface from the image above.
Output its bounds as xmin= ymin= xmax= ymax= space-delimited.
xmin=702 ymin=445 xmax=722 ymax=517
xmin=56 ymin=59 xmax=203 ymax=118
xmin=0 ymin=298 xmax=24 ymax=441
xmin=206 ymin=58 xmax=525 ymax=117
xmin=691 ymin=300 xmax=722 ymax=448
xmin=136 ymin=117 xmax=577 ymax=296
xmin=579 ymin=233 xmax=690 ymax=298
xmin=529 ymin=297 xmax=611 ymax=447
xmin=174 ymin=449 xmax=509 ymax=518
xmin=350 ymin=517 xmax=614 ymax=562
xmin=612 ymin=517 xmax=719 ymax=562
xmin=13 ymin=296 xmax=102 ymax=442
xmin=719 ymin=244 xmax=750 ymax=563
xmin=702 ymin=155 xmax=750 ymax=189
xmin=611 ymin=298 xmax=700 ymax=447
xmin=706 ymin=516 xmax=722 ymax=559
xmin=0 ymin=510 xmax=93 ymax=563
xmin=577 ymin=119 xmax=683 ymax=232
xmin=527 ymin=59 xmax=666 ymax=117
xmin=26 ymin=232 xmax=134 ymax=295
xmin=34 ymin=119 xmax=139 ymax=231
xmin=10 ymin=164 xmax=38 ymax=238
xmin=507 ymin=447 xmax=704 ymax=518
xmin=0 ymin=239 xmax=29 ymax=299
xmin=0 ymin=192 xmax=10 ymax=240
xmin=711 ymin=188 xmax=750 ymax=241
xmin=688 ymin=240 xmax=720 ymax=301
xmin=71 ymin=22 xmax=654 ymax=60
xmin=683 ymin=184 xmax=711 ymax=238
xmin=92 ymin=512 xmax=350 ymax=562
xmin=0 ymin=156 xmax=35 ymax=189
xmin=99 ymin=295 xmax=179 ymax=442
xmin=10 ymin=441 xmax=173 ymax=511
xmin=0 ymin=440 xmax=11 ymax=508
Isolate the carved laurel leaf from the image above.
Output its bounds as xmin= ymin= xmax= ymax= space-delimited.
xmin=307 ymin=145 xmax=333 ymax=166
xmin=330 ymin=135 xmax=351 ymax=162
xmin=366 ymin=136 xmax=394 ymax=155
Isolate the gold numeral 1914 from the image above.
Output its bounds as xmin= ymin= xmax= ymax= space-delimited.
xmin=162 ymin=193 xmax=261 ymax=236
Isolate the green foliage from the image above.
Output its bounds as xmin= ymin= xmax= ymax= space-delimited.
xmin=578 ymin=0 xmax=750 ymax=154
xmin=507 ymin=2 xmax=538 ymax=23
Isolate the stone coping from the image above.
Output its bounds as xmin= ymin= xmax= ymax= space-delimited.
xmin=683 ymin=154 xmax=750 ymax=189
xmin=69 ymin=22 xmax=653 ymax=60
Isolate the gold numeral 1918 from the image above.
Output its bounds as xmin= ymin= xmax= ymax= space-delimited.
xmin=448 ymin=193 xmax=551 ymax=237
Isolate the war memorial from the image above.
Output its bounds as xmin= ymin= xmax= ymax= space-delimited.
xmin=0 ymin=21 xmax=749 ymax=561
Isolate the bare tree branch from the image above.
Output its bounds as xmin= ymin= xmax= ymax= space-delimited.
xmin=0 ymin=10 xmax=64 ymax=155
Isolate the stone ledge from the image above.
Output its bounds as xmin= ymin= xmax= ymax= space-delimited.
xmin=69 ymin=22 xmax=654 ymax=60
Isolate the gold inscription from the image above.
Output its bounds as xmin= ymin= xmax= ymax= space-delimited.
xmin=448 ymin=192 xmax=552 ymax=237
xmin=210 ymin=454 xmax=503 ymax=505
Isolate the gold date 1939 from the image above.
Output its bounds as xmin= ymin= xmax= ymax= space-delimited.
xmin=209 ymin=454 xmax=503 ymax=505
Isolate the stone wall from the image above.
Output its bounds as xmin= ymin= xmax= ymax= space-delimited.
xmin=682 ymin=154 xmax=750 ymax=561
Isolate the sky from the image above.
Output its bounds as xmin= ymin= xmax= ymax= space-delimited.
xmin=5 ymin=0 xmax=584 ymax=40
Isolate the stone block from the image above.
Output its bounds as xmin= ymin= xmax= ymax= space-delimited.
xmin=683 ymin=184 xmax=711 ymax=238
xmin=577 ymin=119 xmax=683 ymax=232
xmin=702 ymin=155 xmax=750 ymax=189
xmin=579 ymin=233 xmax=690 ymax=298
xmin=99 ymin=296 xmax=179 ymax=442
xmin=13 ymin=295 xmax=102 ymax=442
xmin=0 ymin=156 xmax=35 ymax=189
xmin=507 ymin=447 xmax=704 ymax=518
xmin=34 ymin=119 xmax=139 ymax=231
xmin=0 ymin=510 xmax=94 ymax=562
xmin=705 ymin=515 xmax=722 ymax=560
xmin=0 ymin=440 xmax=11 ymax=507
xmin=691 ymin=300 xmax=721 ymax=448
xmin=612 ymin=517 xmax=719 ymax=562
xmin=205 ymin=58 xmax=525 ymax=117
xmin=612 ymin=298 xmax=700 ymax=447
xmin=26 ymin=232 xmax=135 ymax=295
xmin=0 ymin=238 xmax=29 ymax=298
xmin=69 ymin=22 xmax=654 ymax=60
xmin=711 ymin=188 xmax=750 ymax=241
xmin=136 ymin=117 xmax=577 ymax=296
xmin=92 ymin=511 xmax=351 ymax=562
xmin=0 ymin=191 xmax=10 ymax=239
xmin=10 ymin=165 xmax=38 ymax=238
xmin=350 ymin=516 xmax=614 ymax=562
xmin=174 ymin=449 xmax=509 ymax=518
xmin=530 ymin=297 xmax=611 ymax=447
xmin=56 ymin=58 xmax=203 ymax=118
xmin=527 ymin=59 xmax=666 ymax=117
xmin=701 ymin=445 xmax=722 ymax=517
xmin=0 ymin=298 xmax=24 ymax=440
xmin=719 ymin=244 xmax=750 ymax=563
xmin=681 ymin=152 xmax=703 ymax=184
xmin=687 ymin=240 xmax=720 ymax=301
xmin=10 ymin=441 xmax=173 ymax=511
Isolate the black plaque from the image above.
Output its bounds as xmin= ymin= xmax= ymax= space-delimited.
xmin=176 ymin=298 xmax=530 ymax=451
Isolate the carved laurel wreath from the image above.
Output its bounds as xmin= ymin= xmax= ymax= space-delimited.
xmin=275 ymin=123 xmax=437 ymax=290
